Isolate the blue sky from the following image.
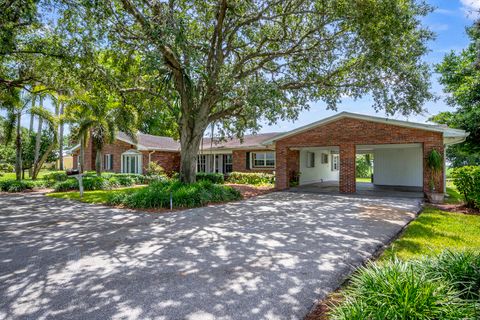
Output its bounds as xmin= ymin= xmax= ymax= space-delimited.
xmin=260 ymin=0 xmax=478 ymax=133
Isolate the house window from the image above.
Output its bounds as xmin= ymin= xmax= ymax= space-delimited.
xmin=121 ymin=150 xmax=142 ymax=174
xmin=321 ymin=153 xmax=329 ymax=164
xmin=251 ymin=152 xmax=275 ymax=168
xmin=331 ymin=154 xmax=339 ymax=171
xmin=306 ymin=152 xmax=315 ymax=168
xmin=197 ymin=154 xmax=207 ymax=172
xmin=103 ymin=154 xmax=113 ymax=171
xmin=223 ymin=154 xmax=233 ymax=173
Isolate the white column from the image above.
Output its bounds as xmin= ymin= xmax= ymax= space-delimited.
xmin=443 ymin=145 xmax=447 ymax=193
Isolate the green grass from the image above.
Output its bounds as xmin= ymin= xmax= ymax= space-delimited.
xmin=47 ymin=187 xmax=142 ymax=204
xmin=382 ymin=207 xmax=480 ymax=261
xmin=0 ymin=170 xmax=50 ymax=181
xmin=356 ymin=177 xmax=371 ymax=183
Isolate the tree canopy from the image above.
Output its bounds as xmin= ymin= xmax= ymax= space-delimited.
xmin=56 ymin=0 xmax=434 ymax=182
xmin=431 ymin=24 xmax=480 ymax=167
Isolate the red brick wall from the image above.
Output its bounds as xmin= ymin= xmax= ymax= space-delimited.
xmin=142 ymin=151 xmax=180 ymax=175
xmin=71 ymin=139 xmax=181 ymax=174
xmin=275 ymin=117 xmax=444 ymax=194
xmin=232 ymin=149 xmax=275 ymax=174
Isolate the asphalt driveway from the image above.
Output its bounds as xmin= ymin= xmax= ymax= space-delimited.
xmin=0 ymin=192 xmax=420 ymax=320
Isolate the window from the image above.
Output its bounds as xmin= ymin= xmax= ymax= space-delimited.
xmin=197 ymin=154 xmax=207 ymax=172
xmin=103 ymin=154 xmax=113 ymax=171
xmin=121 ymin=150 xmax=142 ymax=174
xmin=321 ymin=153 xmax=329 ymax=164
xmin=306 ymin=151 xmax=315 ymax=168
xmin=251 ymin=152 xmax=275 ymax=168
xmin=223 ymin=154 xmax=233 ymax=173
xmin=331 ymin=154 xmax=339 ymax=171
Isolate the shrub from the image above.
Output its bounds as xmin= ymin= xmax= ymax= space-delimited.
xmin=226 ymin=171 xmax=274 ymax=185
xmin=0 ymin=163 xmax=14 ymax=173
xmin=0 ymin=180 xmax=34 ymax=192
xmin=452 ymin=166 xmax=480 ymax=209
xmin=53 ymin=178 xmax=79 ymax=192
xmin=331 ymin=252 xmax=480 ymax=320
xmin=145 ymin=162 xmax=166 ymax=176
xmin=108 ymin=180 xmax=241 ymax=209
xmin=196 ymin=172 xmax=224 ymax=184
xmin=43 ymin=171 xmax=68 ymax=183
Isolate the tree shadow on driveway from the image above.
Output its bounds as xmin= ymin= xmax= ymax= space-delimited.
xmin=0 ymin=192 xmax=420 ymax=320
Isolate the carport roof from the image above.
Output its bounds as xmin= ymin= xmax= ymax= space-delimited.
xmin=262 ymin=112 xmax=469 ymax=145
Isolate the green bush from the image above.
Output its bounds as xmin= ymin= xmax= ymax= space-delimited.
xmin=108 ymin=180 xmax=241 ymax=209
xmin=0 ymin=163 xmax=14 ymax=173
xmin=196 ymin=172 xmax=224 ymax=184
xmin=43 ymin=171 xmax=68 ymax=183
xmin=53 ymin=178 xmax=79 ymax=192
xmin=452 ymin=166 xmax=480 ymax=209
xmin=145 ymin=162 xmax=166 ymax=176
xmin=226 ymin=171 xmax=274 ymax=185
xmin=331 ymin=252 xmax=480 ymax=320
xmin=0 ymin=179 xmax=46 ymax=192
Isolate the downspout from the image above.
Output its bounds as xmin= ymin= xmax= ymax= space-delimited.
xmin=148 ymin=150 xmax=155 ymax=166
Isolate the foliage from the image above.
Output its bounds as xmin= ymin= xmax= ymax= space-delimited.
xmin=48 ymin=187 xmax=141 ymax=204
xmin=331 ymin=253 xmax=479 ymax=320
xmin=42 ymin=170 xmax=68 ymax=183
xmin=432 ymin=25 xmax=480 ymax=167
xmin=57 ymin=0 xmax=434 ymax=182
xmin=108 ymin=180 xmax=241 ymax=209
xmin=382 ymin=207 xmax=480 ymax=261
xmin=451 ymin=166 xmax=480 ymax=209
xmin=0 ymin=179 xmax=45 ymax=192
xmin=0 ymin=163 xmax=14 ymax=173
xmin=227 ymin=172 xmax=275 ymax=186
xmin=145 ymin=162 xmax=166 ymax=177
xmin=426 ymin=149 xmax=443 ymax=191
xmin=196 ymin=172 xmax=224 ymax=184
xmin=355 ymin=154 xmax=373 ymax=178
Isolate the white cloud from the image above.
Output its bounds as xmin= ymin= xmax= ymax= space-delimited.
xmin=460 ymin=0 xmax=480 ymax=19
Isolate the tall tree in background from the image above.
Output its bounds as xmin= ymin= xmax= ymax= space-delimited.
xmin=431 ymin=24 xmax=480 ymax=167
xmin=59 ymin=0 xmax=434 ymax=183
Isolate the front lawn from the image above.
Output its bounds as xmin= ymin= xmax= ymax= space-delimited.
xmin=355 ymin=177 xmax=371 ymax=183
xmin=382 ymin=206 xmax=480 ymax=260
xmin=48 ymin=187 xmax=141 ymax=204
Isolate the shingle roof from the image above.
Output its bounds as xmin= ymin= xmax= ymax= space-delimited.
xmin=200 ymin=132 xmax=282 ymax=150
xmin=116 ymin=131 xmax=281 ymax=151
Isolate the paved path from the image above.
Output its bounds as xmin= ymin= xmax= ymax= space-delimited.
xmin=0 ymin=192 xmax=420 ymax=320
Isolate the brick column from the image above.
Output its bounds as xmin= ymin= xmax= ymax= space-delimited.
xmin=339 ymin=144 xmax=356 ymax=193
xmin=275 ymin=144 xmax=289 ymax=190
xmin=423 ymin=143 xmax=445 ymax=194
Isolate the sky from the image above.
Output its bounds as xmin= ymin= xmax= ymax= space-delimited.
xmin=259 ymin=0 xmax=479 ymax=133
xmin=19 ymin=0 xmax=479 ymax=136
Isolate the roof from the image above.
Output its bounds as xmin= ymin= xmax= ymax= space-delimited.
xmin=261 ymin=112 xmax=469 ymax=146
xmin=200 ymin=132 xmax=281 ymax=151
xmin=116 ymin=132 xmax=180 ymax=151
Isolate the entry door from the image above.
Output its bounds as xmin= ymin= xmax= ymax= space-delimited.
xmin=122 ymin=154 xmax=141 ymax=174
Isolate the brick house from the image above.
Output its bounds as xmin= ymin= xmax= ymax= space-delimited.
xmin=72 ymin=112 xmax=468 ymax=195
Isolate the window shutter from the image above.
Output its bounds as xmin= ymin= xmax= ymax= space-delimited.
xmin=246 ymin=152 xmax=250 ymax=170
xmin=110 ymin=155 xmax=113 ymax=170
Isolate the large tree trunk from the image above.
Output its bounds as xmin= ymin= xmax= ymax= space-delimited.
xmin=95 ymin=148 xmax=102 ymax=177
xmin=15 ymin=111 xmax=22 ymax=181
xmin=58 ymin=101 xmax=64 ymax=170
xmin=29 ymin=96 xmax=35 ymax=133
xmin=79 ymin=134 xmax=85 ymax=173
xmin=32 ymin=140 xmax=57 ymax=180
xmin=178 ymin=111 xmax=209 ymax=183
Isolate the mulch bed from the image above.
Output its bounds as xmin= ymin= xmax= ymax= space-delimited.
xmin=226 ymin=183 xmax=275 ymax=199
xmin=430 ymin=203 xmax=480 ymax=215
xmin=304 ymin=291 xmax=344 ymax=320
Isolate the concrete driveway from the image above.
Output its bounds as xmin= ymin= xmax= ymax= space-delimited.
xmin=0 ymin=192 xmax=420 ymax=320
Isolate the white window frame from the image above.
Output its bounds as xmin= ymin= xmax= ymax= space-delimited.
xmin=321 ymin=153 xmax=329 ymax=164
xmin=306 ymin=151 xmax=315 ymax=168
xmin=121 ymin=150 xmax=143 ymax=174
xmin=251 ymin=152 xmax=275 ymax=168
xmin=197 ymin=154 xmax=207 ymax=172
xmin=103 ymin=154 xmax=113 ymax=171
xmin=331 ymin=154 xmax=339 ymax=171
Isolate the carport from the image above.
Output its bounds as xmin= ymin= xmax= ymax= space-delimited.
xmin=262 ymin=112 xmax=468 ymax=196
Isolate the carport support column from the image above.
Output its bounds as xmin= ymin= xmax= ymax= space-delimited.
xmin=275 ymin=144 xmax=289 ymax=190
xmin=339 ymin=144 xmax=356 ymax=193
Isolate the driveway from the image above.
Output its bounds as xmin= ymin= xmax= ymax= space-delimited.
xmin=0 ymin=192 xmax=420 ymax=320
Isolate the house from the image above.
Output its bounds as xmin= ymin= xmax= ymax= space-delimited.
xmin=72 ymin=112 xmax=468 ymax=194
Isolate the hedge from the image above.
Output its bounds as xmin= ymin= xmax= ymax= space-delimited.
xmin=52 ymin=174 xmax=146 ymax=192
xmin=226 ymin=171 xmax=275 ymax=185
xmin=451 ymin=166 xmax=480 ymax=209
xmin=0 ymin=180 xmax=47 ymax=192
xmin=196 ymin=172 xmax=224 ymax=184
xmin=108 ymin=180 xmax=241 ymax=209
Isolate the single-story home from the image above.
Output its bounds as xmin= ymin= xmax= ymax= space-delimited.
xmin=72 ymin=112 xmax=468 ymax=194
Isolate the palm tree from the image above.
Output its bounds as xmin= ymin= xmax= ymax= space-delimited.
xmin=65 ymin=92 xmax=138 ymax=176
